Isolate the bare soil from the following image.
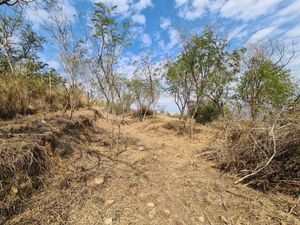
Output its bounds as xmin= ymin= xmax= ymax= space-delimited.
xmin=1 ymin=109 xmax=299 ymax=225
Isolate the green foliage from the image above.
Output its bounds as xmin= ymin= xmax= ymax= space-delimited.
xmin=166 ymin=26 xmax=242 ymax=118
xmin=238 ymin=58 xmax=294 ymax=120
xmin=189 ymin=102 xmax=222 ymax=124
xmin=0 ymin=12 xmax=44 ymax=72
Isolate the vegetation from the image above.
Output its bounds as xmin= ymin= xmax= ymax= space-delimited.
xmin=0 ymin=2 xmax=299 ymax=222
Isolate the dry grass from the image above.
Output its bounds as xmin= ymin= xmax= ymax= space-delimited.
xmin=0 ymin=108 xmax=106 ymax=224
xmin=1 ymin=111 xmax=299 ymax=225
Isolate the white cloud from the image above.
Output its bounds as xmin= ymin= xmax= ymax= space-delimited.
xmin=160 ymin=17 xmax=171 ymax=30
xmin=133 ymin=0 xmax=152 ymax=11
xmin=175 ymin=0 xmax=188 ymax=7
xmin=167 ymin=28 xmax=180 ymax=49
xmin=132 ymin=14 xmax=146 ymax=24
xmin=270 ymin=1 xmax=300 ymax=27
xmin=26 ymin=0 xmax=77 ymax=28
xmin=47 ymin=60 xmax=61 ymax=71
xmin=286 ymin=26 xmax=300 ymax=38
xmin=178 ymin=0 xmax=209 ymax=20
xmin=141 ymin=33 xmax=152 ymax=47
xmin=98 ymin=0 xmax=132 ymax=16
xmin=275 ymin=0 xmax=300 ymax=18
xmin=220 ymin=0 xmax=284 ymax=21
xmin=228 ymin=25 xmax=248 ymax=41
xmin=247 ymin=26 xmax=277 ymax=44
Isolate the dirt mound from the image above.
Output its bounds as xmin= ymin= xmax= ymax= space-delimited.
xmin=0 ymin=109 xmax=104 ymax=223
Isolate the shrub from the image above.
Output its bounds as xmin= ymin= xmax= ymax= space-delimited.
xmin=0 ymin=74 xmax=68 ymax=119
xmin=134 ymin=107 xmax=153 ymax=119
xmin=189 ymin=102 xmax=222 ymax=124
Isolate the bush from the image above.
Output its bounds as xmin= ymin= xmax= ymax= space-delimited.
xmin=189 ymin=102 xmax=222 ymax=124
xmin=134 ymin=107 xmax=153 ymax=119
xmin=0 ymin=74 xmax=68 ymax=119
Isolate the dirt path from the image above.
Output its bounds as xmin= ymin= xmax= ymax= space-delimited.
xmin=4 ymin=112 xmax=299 ymax=225
xmin=86 ymin=116 xmax=299 ymax=225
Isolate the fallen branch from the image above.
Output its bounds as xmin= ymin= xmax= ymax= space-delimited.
xmin=234 ymin=112 xmax=281 ymax=184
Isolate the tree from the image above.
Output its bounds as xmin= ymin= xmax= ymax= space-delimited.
xmin=165 ymin=58 xmax=193 ymax=119
xmin=238 ymin=41 xmax=295 ymax=121
xmin=0 ymin=0 xmax=34 ymax=6
xmin=166 ymin=26 xmax=241 ymax=136
xmin=187 ymin=27 xmax=241 ymax=113
xmin=128 ymin=77 xmax=154 ymax=120
xmin=0 ymin=11 xmax=43 ymax=74
xmin=238 ymin=57 xmax=294 ymax=120
xmin=89 ymin=2 xmax=131 ymax=114
xmin=46 ymin=2 xmax=85 ymax=119
xmin=133 ymin=54 xmax=162 ymax=121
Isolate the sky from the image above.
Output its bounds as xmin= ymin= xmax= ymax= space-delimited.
xmin=2 ymin=0 xmax=300 ymax=113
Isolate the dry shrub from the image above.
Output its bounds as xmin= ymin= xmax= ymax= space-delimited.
xmin=0 ymin=74 xmax=88 ymax=119
xmin=0 ymin=75 xmax=59 ymax=119
xmin=0 ymin=140 xmax=51 ymax=221
xmin=133 ymin=107 xmax=153 ymax=119
xmin=213 ymin=112 xmax=300 ymax=194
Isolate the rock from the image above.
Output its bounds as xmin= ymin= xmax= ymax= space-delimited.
xmin=10 ymin=186 xmax=18 ymax=195
xmin=164 ymin=209 xmax=170 ymax=215
xmin=104 ymin=217 xmax=113 ymax=225
xmin=148 ymin=209 xmax=156 ymax=219
xmin=40 ymin=119 xmax=47 ymax=125
xmin=138 ymin=146 xmax=144 ymax=151
xmin=198 ymin=216 xmax=205 ymax=223
xmin=94 ymin=177 xmax=104 ymax=185
xmin=105 ymin=199 xmax=115 ymax=207
xmin=146 ymin=202 xmax=155 ymax=208
xmin=220 ymin=215 xmax=229 ymax=224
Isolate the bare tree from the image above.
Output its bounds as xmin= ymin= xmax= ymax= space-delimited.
xmin=46 ymin=3 xmax=85 ymax=119
xmin=0 ymin=0 xmax=33 ymax=6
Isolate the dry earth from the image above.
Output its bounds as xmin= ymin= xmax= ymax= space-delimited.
xmin=1 ymin=109 xmax=299 ymax=225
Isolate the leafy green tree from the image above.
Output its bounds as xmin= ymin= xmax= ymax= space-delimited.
xmin=0 ymin=11 xmax=43 ymax=74
xmin=186 ymin=27 xmax=241 ymax=112
xmin=165 ymin=58 xmax=193 ymax=119
xmin=238 ymin=58 xmax=294 ymax=120
xmin=166 ymin=26 xmax=241 ymax=137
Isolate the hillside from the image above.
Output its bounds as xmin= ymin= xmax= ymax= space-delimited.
xmin=0 ymin=108 xmax=299 ymax=225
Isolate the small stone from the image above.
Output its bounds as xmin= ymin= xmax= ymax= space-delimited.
xmin=10 ymin=186 xmax=18 ymax=195
xmin=138 ymin=146 xmax=144 ymax=151
xmin=105 ymin=199 xmax=115 ymax=207
xmin=104 ymin=218 xmax=113 ymax=225
xmin=198 ymin=216 xmax=205 ymax=223
xmin=164 ymin=209 xmax=170 ymax=215
xmin=146 ymin=202 xmax=155 ymax=208
xmin=40 ymin=119 xmax=46 ymax=125
xmin=220 ymin=215 xmax=229 ymax=224
xmin=148 ymin=209 xmax=156 ymax=219
xmin=94 ymin=177 xmax=104 ymax=185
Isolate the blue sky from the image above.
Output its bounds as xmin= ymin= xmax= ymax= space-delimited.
xmin=3 ymin=0 xmax=300 ymax=112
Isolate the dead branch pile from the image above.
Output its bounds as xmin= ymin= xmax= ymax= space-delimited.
xmin=212 ymin=114 xmax=300 ymax=195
